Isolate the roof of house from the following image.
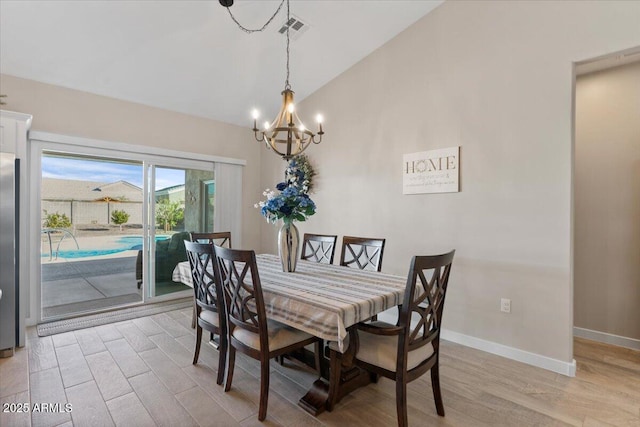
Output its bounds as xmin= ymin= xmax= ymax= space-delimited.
xmin=155 ymin=184 xmax=185 ymax=195
xmin=42 ymin=178 xmax=143 ymax=202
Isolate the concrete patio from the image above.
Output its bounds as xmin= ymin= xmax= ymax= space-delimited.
xmin=42 ymin=255 xmax=192 ymax=319
xmin=42 ymin=256 xmax=142 ymax=318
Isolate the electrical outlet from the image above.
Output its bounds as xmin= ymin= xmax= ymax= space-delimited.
xmin=501 ymin=298 xmax=511 ymax=313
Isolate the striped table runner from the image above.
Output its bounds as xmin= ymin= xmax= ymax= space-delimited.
xmin=173 ymin=253 xmax=407 ymax=352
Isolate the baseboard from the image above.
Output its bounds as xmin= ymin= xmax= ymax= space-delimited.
xmin=573 ymin=327 xmax=640 ymax=351
xmin=441 ymin=328 xmax=577 ymax=377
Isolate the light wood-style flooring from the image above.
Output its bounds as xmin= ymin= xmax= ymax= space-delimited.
xmin=1 ymin=307 xmax=638 ymax=426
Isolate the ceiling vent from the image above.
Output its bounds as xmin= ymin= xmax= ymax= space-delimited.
xmin=278 ymin=15 xmax=309 ymax=41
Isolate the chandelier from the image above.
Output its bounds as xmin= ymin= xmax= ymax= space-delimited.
xmin=222 ymin=0 xmax=324 ymax=160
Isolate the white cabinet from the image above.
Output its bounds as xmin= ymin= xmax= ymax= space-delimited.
xmin=1 ymin=110 xmax=31 ymax=154
xmin=0 ymin=110 xmax=32 ymax=348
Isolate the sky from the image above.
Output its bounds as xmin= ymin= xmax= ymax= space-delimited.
xmin=41 ymin=155 xmax=186 ymax=190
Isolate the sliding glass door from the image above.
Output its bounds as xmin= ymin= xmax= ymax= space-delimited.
xmin=146 ymin=165 xmax=214 ymax=298
xmin=40 ymin=151 xmax=145 ymax=318
xmin=37 ymin=144 xmax=215 ymax=320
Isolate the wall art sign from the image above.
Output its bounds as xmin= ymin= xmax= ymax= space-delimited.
xmin=402 ymin=146 xmax=459 ymax=194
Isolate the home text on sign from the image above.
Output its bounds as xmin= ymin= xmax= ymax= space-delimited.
xmin=404 ymin=156 xmax=457 ymax=174
xmin=402 ymin=147 xmax=459 ymax=194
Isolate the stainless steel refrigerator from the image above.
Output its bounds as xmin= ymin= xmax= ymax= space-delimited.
xmin=0 ymin=151 xmax=19 ymax=357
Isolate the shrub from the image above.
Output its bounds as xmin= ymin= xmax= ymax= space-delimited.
xmin=111 ymin=209 xmax=130 ymax=231
xmin=42 ymin=210 xmax=72 ymax=228
xmin=155 ymin=199 xmax=184 ymax=232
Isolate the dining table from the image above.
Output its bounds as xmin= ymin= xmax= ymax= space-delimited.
xmin=172 ymin=253 xmax=407 ymax=415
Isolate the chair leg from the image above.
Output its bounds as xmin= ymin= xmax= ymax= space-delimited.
xmin=314 ymin=340 xmax=322 ymax=373
xmin=431 ymin=363 xmax=445 ymax=416
xmin=258 ymin=359 xmax=270 ymax=421
xmin=224 ymin=346 xmax=236 ymax=392
xmin=193 ymin=325 xmax=202 ymax=365
xmin=396 ymin=376 xmax=408 ymax=427
xmin=216 ymin=333 xmax=227 ymax=386
xmin=191 ymin=301 xmax=197 ymax=329
xmin=326 ymin=349 xmax=342 ymax=411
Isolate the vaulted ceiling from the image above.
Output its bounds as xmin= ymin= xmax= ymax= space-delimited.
xmin=0 ymin=1 xmax=443 ymax=126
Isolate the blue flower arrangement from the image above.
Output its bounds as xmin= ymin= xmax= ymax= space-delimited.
xmin=255 ymin=157 xmax=316 ymax=224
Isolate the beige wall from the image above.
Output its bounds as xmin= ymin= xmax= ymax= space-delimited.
xmin=574 ymin=61 xmax=640 ymax=340
xmin=0 ymin=74 xmax=263 ymax=251
xmin=260 ymin=1 xmax=640 ymax=362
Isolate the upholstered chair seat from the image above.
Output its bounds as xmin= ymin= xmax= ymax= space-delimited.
xmin=329 ymin=321 xmax=434 ymax=372
xmin=198 ymin=310 xmax=220 ymax=328
xmin=232 ymin=319 xmax=315 ymax=352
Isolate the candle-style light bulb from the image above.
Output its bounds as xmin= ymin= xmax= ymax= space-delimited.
xmin=299 ymin=123 xmax=306 ymax=132
xmin=263 ymin=121 xmax=270 ymax=130
xmin=316 ymin=114 xmax=324 ymax=134
xmin=251 ymin=109 xmax=260 ymax=131
xmin=286 ymin=103 xmax=295 ymax=127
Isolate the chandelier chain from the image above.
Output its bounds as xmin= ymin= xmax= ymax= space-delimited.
xmin=224 ymin=0 xmax=285 ymax=33
xmin=225 ymin=0 xmax=291 ymax=90
xmin=284 ymin=0 xmax=290 ymax=90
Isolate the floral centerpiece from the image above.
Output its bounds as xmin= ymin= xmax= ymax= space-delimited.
xmin=255 ymin=155 xmax=316 ymax=272
xmin=256 ymin=185 xmax=316 ymax=224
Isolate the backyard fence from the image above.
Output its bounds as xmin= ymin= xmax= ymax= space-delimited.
xmin=42 ymin=200 xmax=143 ymax=227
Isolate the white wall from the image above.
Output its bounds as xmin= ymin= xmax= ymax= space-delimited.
xmin=260 ymin=0 xmax=640 ymax=367
xmin=574 ymin=61 xmax=640 ymax=342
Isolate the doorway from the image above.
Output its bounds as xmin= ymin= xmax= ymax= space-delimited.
xmin=35 ymin=143 xmax=215 ymax=320
xmin=573 ymin=47 xmax=640 ymax=350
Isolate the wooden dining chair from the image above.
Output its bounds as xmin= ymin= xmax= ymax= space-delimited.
xmin=277 ymin=233 xmax=336 ymax=366
xmin=339 ymin=236 xmax=386 ymax=271
xmin=190 ymin=231 xmax=232 ymax=248
xmin=188 ymin=232 xmax=232 ymax=328
xmin=301 ymin=233 xmax=338 ymax=264
xmin=184 ymin=241 xmax=227 ymax=386
xmin=340 ymin=236 xmax=386 ymax=320
xmin=327 ymin=250 xmax=455 ymax=427
xmin=212 ymin=245 xmax=319 ymax=422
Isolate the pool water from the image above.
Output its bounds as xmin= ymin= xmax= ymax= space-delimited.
xmin=43 ymin=235 xmax=171 ymax=259
xmin=117 ymin=235 xmax=168 ymax=251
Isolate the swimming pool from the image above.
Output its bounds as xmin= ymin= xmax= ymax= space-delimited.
xmin=43 ymin=235 xmax=171 ymax=259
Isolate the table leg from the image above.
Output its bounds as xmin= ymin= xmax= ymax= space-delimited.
xmin=298 ymin=379 xmax=330 ymax=416
xmin=298 ymin=327 xmax=373 ymax=416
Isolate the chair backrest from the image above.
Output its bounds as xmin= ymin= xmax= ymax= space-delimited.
xmin=339 ymin=236 xmax=386 ymax=271
xmin=212 ymin=246 xmax=269 ymax=350
xmin=190 ymin=231 xmax=232 ymax=249
xmin=301 ymin=233 xmax=338 ymax=264
xmin=184 ymin=241 xmax=222 ymax=314
xmin=398 ymin=250 xmax=455 ymax=362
